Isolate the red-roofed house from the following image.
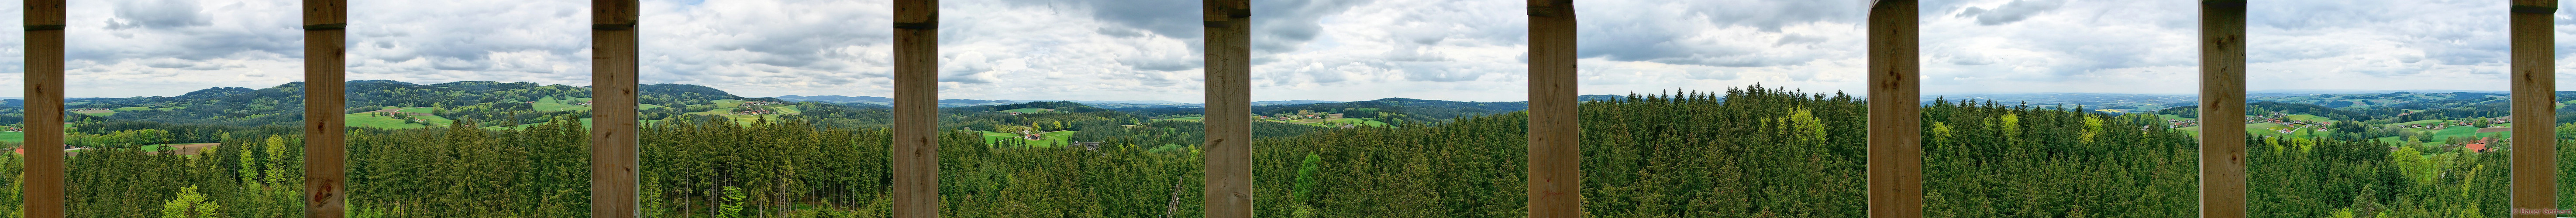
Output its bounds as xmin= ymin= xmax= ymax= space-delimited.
xmin=2466 ymin=137 xmax=2492 ymax=153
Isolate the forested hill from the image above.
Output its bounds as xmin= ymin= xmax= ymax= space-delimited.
xmin=1245 ymin=87 xmax=2517 ymax=217
xmin=24 ymin=85 xmax=2549 ymax=216
xmin=31 ymin=80 xmax=875 ymax=146
xmin=1249 ymin=98 xmax=1529 ymax=124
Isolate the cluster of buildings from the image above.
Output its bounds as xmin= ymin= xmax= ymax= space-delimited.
xmin=1264 ymin=110 xmax=1345 ymax=120
xmin=731 ymin=109 xmax=781 ymax=116
xmin=2463 ymin=137 xmax=2494 ymax=153
xmin=2164 ymin=119 xmax=2198 ymax=128
xmin=2245 ymin=112 xmax=2331 ymax=134
xmin=1018 ymin=130 xmax=1046 ymax=140
xmin=2397 ymin=116 xmax=2509 ymax=130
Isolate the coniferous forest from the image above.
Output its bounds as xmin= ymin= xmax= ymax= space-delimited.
xmin=0 ymin=86 xmax=2565 ymax=217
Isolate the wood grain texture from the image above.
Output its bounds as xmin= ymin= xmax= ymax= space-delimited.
xmin=892 ymin=0 xmax=939 ymax=217
xmin=1525 ymin=0 xmax=1580 ymax=217
xmin=301 ymin=0 xmax=342 ymax=26
xmin=302 ymin=1 xmax=348 ymax=217
xmin=1864 ymin=0 xmax=1921 ymax=217
xmin=591 ymin=0 xmax=640 ymax=217
xmin=1202 ymin=0 xmax=1252 ymax=217
xmin=21 ymin=0 xmax=62 ymax=217
xmin=2509 ymin=1 xmax=2559 ymax=217
xmin=2198 ymin=1 xmax=2248 ymax=217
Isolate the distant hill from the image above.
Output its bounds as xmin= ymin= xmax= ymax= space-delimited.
xmin=1251 ymin=98 xmax=1528 ymax=124
xmin=1578 ymin=95 xmax=1628 ymax=102
xmin=1009 ymin=100 xmax=1198 ymax=108
xmin=1923 ymin=93 xmax=2197 ymax=111
xmin=770 ymin=95 xmax=1027 ymax=107
xmin=2251 ymin=89 xmax=2507 ymax=95
xmin=47 ymin=80 xmax=820 ymax=127
xmin=1252 ymin=100 xmax=1343 ymax=106
xmin=775 ymin=95 xmax=892 ymax=104
xmin=2247 ymin=91 xmax=2509 ymax=110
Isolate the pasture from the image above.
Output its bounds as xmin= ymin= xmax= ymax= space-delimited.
xmin=977 ymin=130 xmax=1079 ymax=148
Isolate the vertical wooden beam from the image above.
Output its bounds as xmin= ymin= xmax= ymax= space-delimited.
xmin=20 ymin=0 xmax=62 ymax=217
xmin=591 ymin=0 xmax=641 ymax=217
xmin=302 ymin=0 xmax=348 ymax=217
xmin=1202 ymin=0 xmax=1252 ymax=217
xmin=892 ymin=0 xmax=939 ymax=217
xmin=1525 ymin=0 xmax=1579 ymax=217
xmin=2510 ymin=0 xmax=2560 ymax=217
xmin=1864 ymin=0 xmax=1921 ymax=217
xmin=2198 ymin=0 xmax=2248 ymax=218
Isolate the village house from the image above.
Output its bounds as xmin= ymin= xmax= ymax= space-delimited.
xmin=2465 ymin=137 xmax=2494 ymax=153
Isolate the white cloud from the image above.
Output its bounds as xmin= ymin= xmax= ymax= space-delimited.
xmin=11 ymin=0 xmax=2576 ymax=102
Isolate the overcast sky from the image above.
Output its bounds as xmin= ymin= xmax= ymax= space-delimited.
xmin=0 ymin=0 xmax=2568 ymax=102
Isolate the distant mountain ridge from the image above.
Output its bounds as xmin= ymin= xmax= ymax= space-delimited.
xmin=771 ymin=95 xmax=1020 ymax=107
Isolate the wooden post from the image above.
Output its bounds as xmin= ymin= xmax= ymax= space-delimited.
xmin=590 ymin=0 xmax=641 ymax=217
xmin=1864 ymin=0 xmax=1921 ymax=217
xmin=2510 ymin=0 xmax=2560 ymax=217
xmin=20 ymin=0 xmax=63 ymax=217
xmin=2198 ymin=0 xmax=2248 ymax=217
xmin=892 ymin=0 xmax=939 ymax=217
xmin=302 ymin=0 xmax=348 ymax=217
xmin=1525 ymin=0 xmax=1579 ymax=217
xmin=1202 ymin=0 xmax=1252 ymax=217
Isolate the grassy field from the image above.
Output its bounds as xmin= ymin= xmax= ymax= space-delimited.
xmin=0 ymin=131 xmax=21 ymax=143
xmin=2395 ymin=119 xmax=2452 ymax=126
xmin=113 ymin=106 xmax=180 ymax=112
xmin=139 ymin=143 xmax=220 ymax=154
xmin=978 ymin=130 xmax=1079 ymax=147
xmin=1160 ymin=116 xmax=1204 ymax=122
xmin=2244 ymin=123 xmax=2297 ymax=137
xmin=1000 ymin=108 xmax=1052 ymax=113
xmin=2423 ymin=126 xmax=2505 ymax=142
xmin=2278 ymin=114 xmax=2332 ymax=123
xmin=532 ymin=96 xmax=589 ymax=112
xmin=713 ymin=99 xmax=750 ymax=108
xmin=396 ymin=107 xmax=437 ymax=114
xmin=345 ymin=112 xmax=456 ymax=129
xmin=2156 ymin=114 xmax=2195 ymax=121
xmin=1322 ymin=118 xmax=1389 ymax=127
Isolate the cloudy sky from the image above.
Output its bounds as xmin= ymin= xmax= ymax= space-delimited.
xmin=0 ymin=0 xmax=2567 ymax=102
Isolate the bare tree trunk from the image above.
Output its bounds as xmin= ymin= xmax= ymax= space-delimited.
xmin=1162 ymin=178 xmax=1186 ymax=218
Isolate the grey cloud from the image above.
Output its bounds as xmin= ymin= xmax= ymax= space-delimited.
xmin=1096 ymin=27 xmax=1147 ymax=38
xmin=109 ymin=0 xmax=211 ymax=30
xmin=1001 ymin=0 xmax=1198 ymax=41
xmin=2244 ymin=0 xmax=2507 ymax=78
xmin=143 ymin=61 xmax=194 ymax=68
xmin=1380 ymin=45 xmax=1450 ymax=62
xmin=1960 ymin=0 xmax=2063 ymax=26
xmin=1119 ymin=55 xmax=1197 ymax=72
xmin=1399 ymin=65 xmax=1481 ymax=82
xmin=1774 ymin=34 xmax=1826 ymax=47
xmin=1577 ymin=0 xmax=1866 ymax=65
xmin=1683 ymin=71 xmax=1739 ymax=80
xmin=1946 ymin=52 xmax=1994 ymax=65
xmin=1252 ymin=0 xmax=1364 ymax=53
xmin=430 ymin=58 xmax=489 ymax=71
xmin=940 ymin=75 xmax=994 ymax=84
